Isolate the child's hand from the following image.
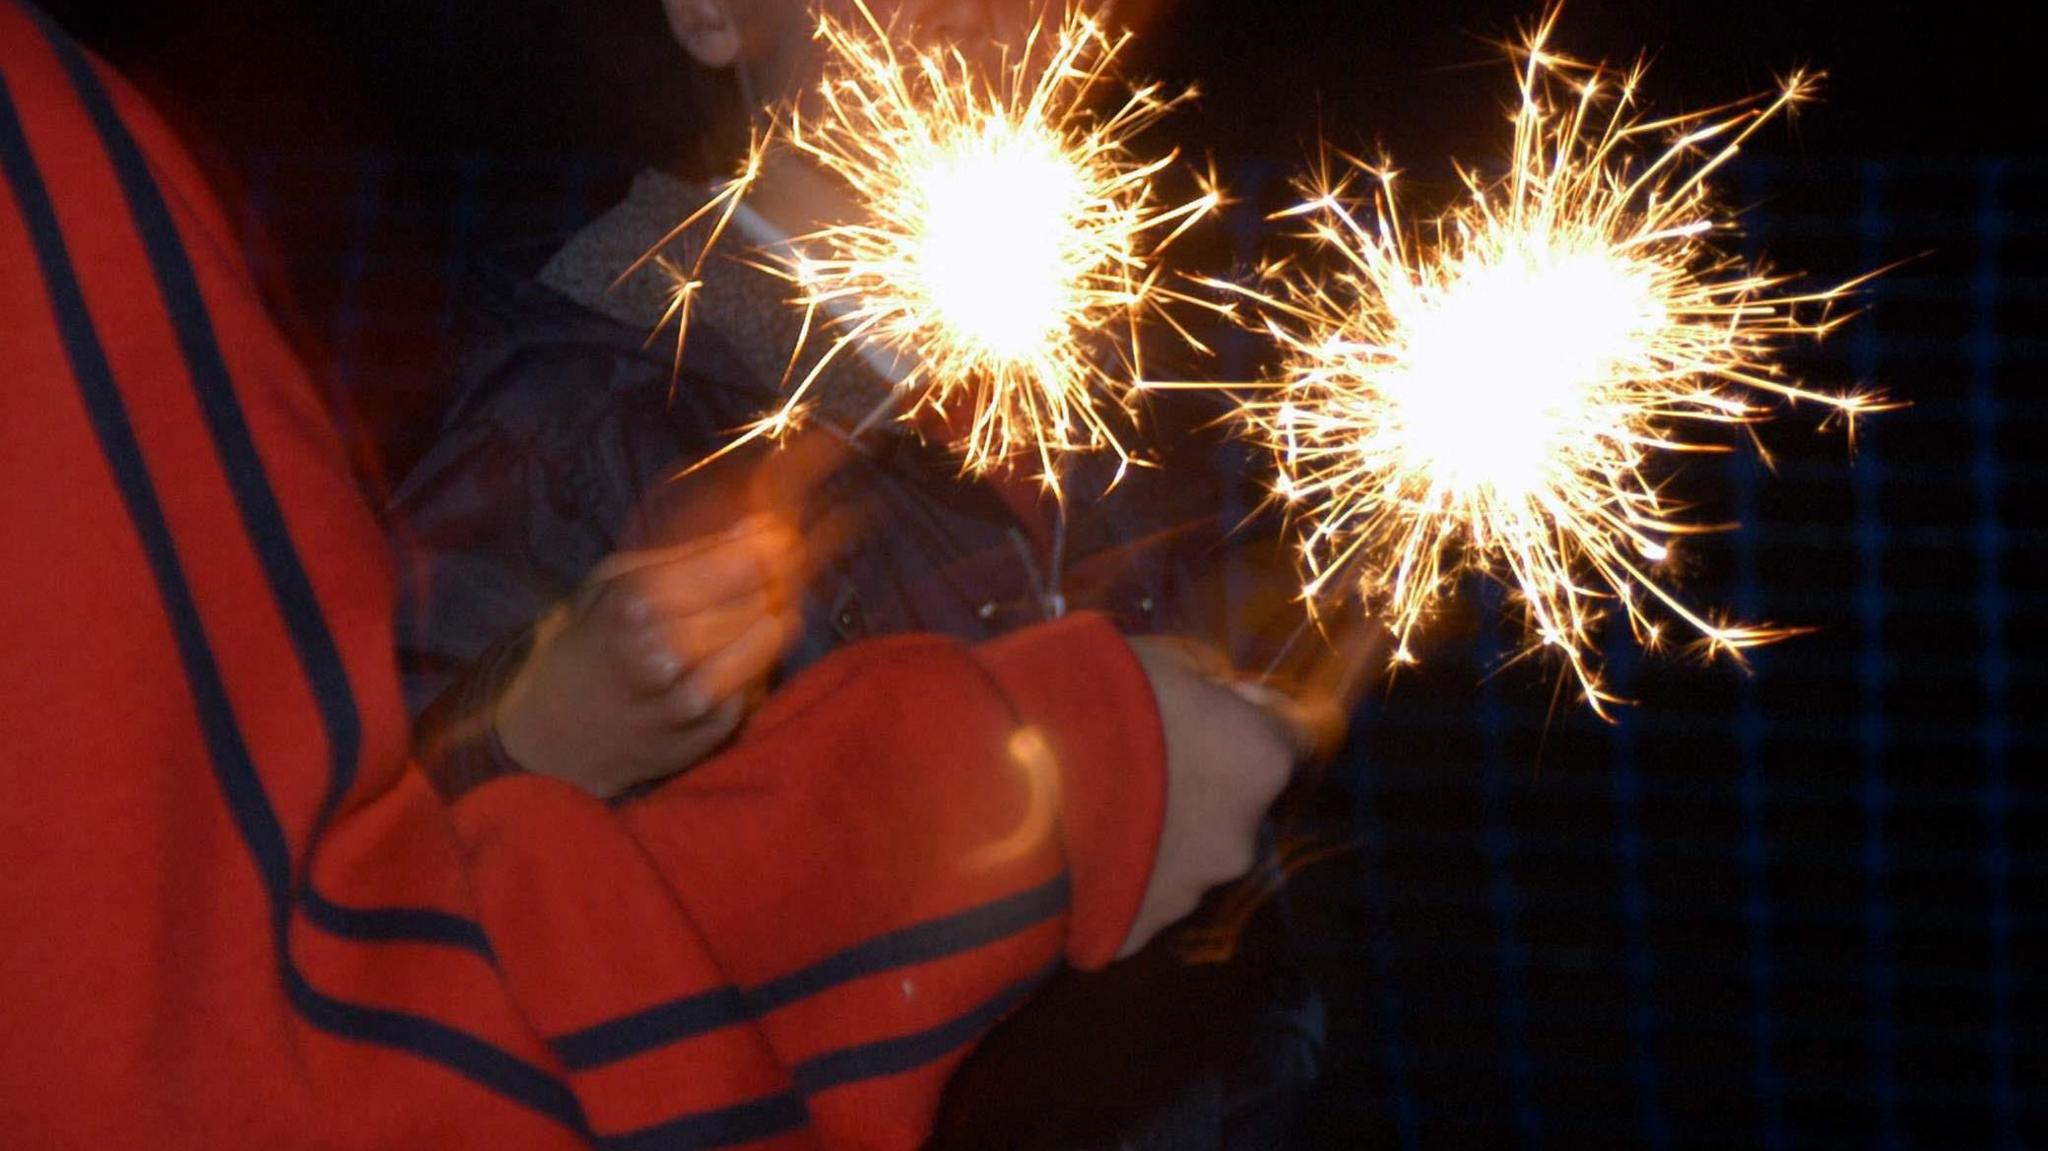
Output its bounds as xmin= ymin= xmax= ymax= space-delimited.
xmin=1119 ymin=636 xmax=1298 ymax=958
xmin=493 ymin=516 xmax=804 ymax=798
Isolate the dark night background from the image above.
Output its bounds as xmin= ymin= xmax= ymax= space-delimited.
xmin=40 ymin=1 xmax=2045 ymax=1146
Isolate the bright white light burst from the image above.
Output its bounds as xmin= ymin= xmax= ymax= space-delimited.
xmin=741 ymin=1 xmax=1219 ymax=492
xmin=1208 ymin=10 xmax=1892 ymax=715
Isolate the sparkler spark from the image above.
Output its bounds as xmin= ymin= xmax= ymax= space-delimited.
xmin=739 ymin=0 xmax=1219 ymax=491
xmin=621 ymin=132 xmax=766 ymax=382
xmin=1206 ymin=11 xmax=1890 ymax=715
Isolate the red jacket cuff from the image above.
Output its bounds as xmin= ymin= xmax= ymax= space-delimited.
xmin=973 ymin=612 xmax=1165 ymax=969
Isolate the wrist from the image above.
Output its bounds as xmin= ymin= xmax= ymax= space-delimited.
xmin=416 ymin=614 xmax=552 ymax=802
xmin=974 ymin=613 xmax=1167 ymax=970
xmin=490 ymin=605 xmax=580 ymax=789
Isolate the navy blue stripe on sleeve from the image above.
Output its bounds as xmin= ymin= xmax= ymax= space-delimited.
xmin=554 ymin=986 xmax=752 ymax=1073
xmin=0 ymin=60 xmax=293 ymax=928
xmin=554 ymin=873 xmax=1069 ymax=1071
xmin=283 ymin=967 xmax=581 ymax=1127
xmin=790 ymin=963 xmax=1055 ymax=1096
xmin=24 ymin=2 xmax=495 ymax=964
xmin=302 ymin=889 xmax=498 ymax=960
xmin=750 ymin=876 xmax=1068 ymax=1015
xmin=2 ymin=26 xmax=582 ymax=1134
xmin=595 ymin=1093 xmax=810 ymax=1151
xmin=594 ymin=963 xmax=1056 ymax=1150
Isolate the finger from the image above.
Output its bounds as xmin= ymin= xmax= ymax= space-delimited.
xmin=746 ymin=425 xmax=854 ymax=513
xmin=624 ymin=527 xmax=789 ymax=618
xmin=607 ymin=585 xmax=789 ymax=700
xmin=802 ymin=502 xmax=868 ymax=573
xmin=602 ymin=590 xmax=690 ymax=694
xmin=1228 ymin=679 xmax=1338 ymax=761
xmin=690 ymin=693 xmax=750 ymax=747
xmin=602 ymin=696 xmax=751 ymax=793
xmin=656 ymin=694 xmax=751 ymax=767
xmin=601 ymin=540 xmax=798 ymax=699
xmin=1233 ymin=699 xmax=1299 ymax=811
xmin=579 ymin=537 xmax=732 ymax=618
xmin=1156 ymin=633 xmax=1234 ymax=677
xmin=673 ymin=611 xmax=798 ymax=716
xmin=586 ymin=512 xmax=775 ymax=583
xmin=650 ymin=589 xmax=777 ymax=668
xmin=655 ymin=606 xmax=798 ymax=725
xmin=657 ymin=641 xmax=778 ymax=727
xmin=586 ymin=538 xmax=722 ymax=592
xmin=1211 ymin=832 xmax=1261 ymax=888
xmin=1129 ymin=633 xmax=1236 ymax=683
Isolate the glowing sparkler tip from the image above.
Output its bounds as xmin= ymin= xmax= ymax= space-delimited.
xmin=748 ymin=0 xmax=1214 ymax=492
xmin=1214 ymin=13 xmax=1879 ymax=714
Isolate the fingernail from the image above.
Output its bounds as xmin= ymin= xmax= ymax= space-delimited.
xmin=674 ymin=687 xmax=709 ymax=721
xmin=642 ymin=646 xmax=681 ymax=683
xmin=619 ymin=596 xmax=653 ymax=627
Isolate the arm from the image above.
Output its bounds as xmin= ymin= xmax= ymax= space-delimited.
xmin=0 ymin=17 xmax=1226 ymax=1148
xmin=385 ymin=343 xmax=653 ymax=772
xmin=428 ymin=515 xmax=807 ymax=800
xmin=388 ymin=282 xmax=847 ymax=799
xmin=458 ymin=615 xmax=1167 ymax=1147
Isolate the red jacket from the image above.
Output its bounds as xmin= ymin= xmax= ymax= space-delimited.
xmin=0 ymin=7 xmax=1166 ymax=1148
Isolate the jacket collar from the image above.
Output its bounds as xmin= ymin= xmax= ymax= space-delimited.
xmin=534 ymin=169 xmax=902 ymax=436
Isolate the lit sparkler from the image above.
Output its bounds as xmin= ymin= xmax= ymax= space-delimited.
xmin=740 ymin=0 xmax=1219 ymax=491
xmin=1203 ymin=11 xmax=1889 ymax=715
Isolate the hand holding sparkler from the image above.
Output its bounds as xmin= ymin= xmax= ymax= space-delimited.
xmin=1120 ymin=635 xmax=1296 ymax=958
xmin=492 ymin=517 xmax=804 ymax=798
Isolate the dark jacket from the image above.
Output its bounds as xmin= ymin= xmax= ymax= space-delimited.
xmin=389 ymin=170 xmax=1226 ymax=760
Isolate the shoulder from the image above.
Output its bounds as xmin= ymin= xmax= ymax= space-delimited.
xmin=389 ymin=260 xmax=767 ymax=521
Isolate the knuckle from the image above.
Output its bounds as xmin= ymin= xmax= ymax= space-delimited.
xmin=704 ymin=696 xmax=748 ymax=738
xmin=664 ymin=616 xmax=708 ymax=661
xmin=609 ymin=573 xmax=655 ymax=616
xmin=622 ymin=634 xmax=680 ymax=685
xmin=1219 ymin=838 xmax=1258 ymax=881
xmin=1257 ymin=749 xmax=1292 ymax=796
xmin=664 ymin=683 xmax=713 ymax=725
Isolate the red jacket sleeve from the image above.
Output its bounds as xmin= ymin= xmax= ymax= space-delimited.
xmin=0 ymin=10 xmax=1166 ymax=1150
